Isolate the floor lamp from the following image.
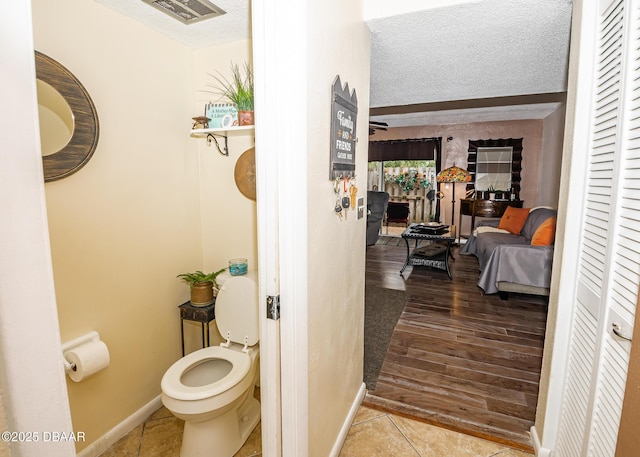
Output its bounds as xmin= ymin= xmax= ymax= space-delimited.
xmin=436 ymin=165 xmax=472 ymax=241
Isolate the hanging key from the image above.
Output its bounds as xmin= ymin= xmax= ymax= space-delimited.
xmin=350 ymin=182 xmax=358 ymax=208
xmin=341 ymin=177 xmax=350 ymax=208
xmin=335 ymin=197 xmax=344 ymax=219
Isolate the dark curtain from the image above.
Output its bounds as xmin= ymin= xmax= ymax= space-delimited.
xmin=368 ymin=137 xmax=440 ymax=162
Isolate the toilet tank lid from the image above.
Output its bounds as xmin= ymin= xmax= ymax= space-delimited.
xmin=215 ymin=271 xmax=259 ymax=346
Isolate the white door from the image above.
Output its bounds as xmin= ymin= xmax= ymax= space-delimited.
xmin=555 ymin=0 xmax=639 ymax=454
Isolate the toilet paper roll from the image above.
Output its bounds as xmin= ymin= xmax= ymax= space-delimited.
xmin=64 ymin=340 xmax=110 ymax=382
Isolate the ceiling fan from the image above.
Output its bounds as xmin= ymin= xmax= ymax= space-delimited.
xmin=369 ymin=120 xmax=388 ymax=135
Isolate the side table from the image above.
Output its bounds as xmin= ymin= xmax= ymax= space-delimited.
xmin=400 ymin=224 xmax=456 ymax=279
xmin=179 ymin=300 xmax=215 ymax=356
xmin=460 ymin=199 xmax=524 ymax=239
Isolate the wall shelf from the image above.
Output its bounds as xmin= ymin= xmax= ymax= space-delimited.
xmin=190 ymin=125 xmax=255 ymax=156
xmin=190 ymin=125 xmax=255 ymax=136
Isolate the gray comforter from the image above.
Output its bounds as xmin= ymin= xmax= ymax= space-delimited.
xmin=460 ymin=208 xmax=556 ymax=294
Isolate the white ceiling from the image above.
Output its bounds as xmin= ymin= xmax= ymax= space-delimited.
xmin=96 ymin=0 xmax=573 ymax=127
xmin=95 ymin=0 xmax=251 ymax=46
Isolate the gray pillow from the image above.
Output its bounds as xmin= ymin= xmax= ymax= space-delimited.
xmin=521 ymin=207 xmax=557 ymax=241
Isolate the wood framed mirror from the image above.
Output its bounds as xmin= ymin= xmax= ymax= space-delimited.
xmin=35 ymin=51 xmax=99 ymax=182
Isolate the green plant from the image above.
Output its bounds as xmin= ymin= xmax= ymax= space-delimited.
xmin=177 ymin=268 xmax=226 ymax=289
xmin=206 ymin=62 xmax=254 ymax=111
xmin=382 ymin=160 xmax=436 ymax=168
xmin=387 ymin=169 xmax=430 ymax=192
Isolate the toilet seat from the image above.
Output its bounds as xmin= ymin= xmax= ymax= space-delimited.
xmin=162 ymin=346 xmax=250 ymax=401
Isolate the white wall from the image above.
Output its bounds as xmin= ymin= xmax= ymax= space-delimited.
xmin=539 ymin=104 xmax=566 ymax=208
xmin=193 ymin=40 xmax=258 ymax=279
xmin=306 ymin=2 xmax=371 ymax=456
xmin=31 ymin=0 xmax=203 ymax=451
xmin=255 ymin=0 xmax=370 ymax=454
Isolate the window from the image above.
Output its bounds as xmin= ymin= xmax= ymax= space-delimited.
xmin=475 ymin=147 xmax=513 ymax=191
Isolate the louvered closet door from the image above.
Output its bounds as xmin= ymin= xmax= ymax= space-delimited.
xmin=556 ymin=0 xmax=639 ymax=455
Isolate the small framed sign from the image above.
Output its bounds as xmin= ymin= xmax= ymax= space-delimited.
xmin=329 ymin=75 xmax=358 ymax=180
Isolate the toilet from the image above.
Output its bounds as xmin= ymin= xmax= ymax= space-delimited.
xmin=161 ymin=272 xmax=260 ymax=457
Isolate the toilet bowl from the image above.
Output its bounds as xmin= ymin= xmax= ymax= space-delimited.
xmin=161 ymin=272 xmax=260 ymax=457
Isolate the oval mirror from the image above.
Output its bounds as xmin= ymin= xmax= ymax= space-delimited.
xmin=35 ymin=51 xmax=99 ymax=182
xmin=37 ymin=79 xmax=74 ymax=156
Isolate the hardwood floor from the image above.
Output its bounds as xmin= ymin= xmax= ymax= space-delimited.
xmin=364 ymin=236 xmax=548 ymax=452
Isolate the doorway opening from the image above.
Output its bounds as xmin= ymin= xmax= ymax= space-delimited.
xmin=368 ymin=160 xmax=437 ymax=235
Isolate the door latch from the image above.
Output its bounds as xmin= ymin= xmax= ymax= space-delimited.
xmin=267 ymin=295 xmax=280 ymax=320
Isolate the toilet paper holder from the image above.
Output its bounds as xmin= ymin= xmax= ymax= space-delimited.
xmin=62 ymin=331 xmax=100 ymax=373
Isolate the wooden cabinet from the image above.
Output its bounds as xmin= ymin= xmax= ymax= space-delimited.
xmin=460 ymin=199 xmax=524 ymax=234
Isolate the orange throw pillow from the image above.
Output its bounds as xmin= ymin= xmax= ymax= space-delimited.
xmin=497 ymin=207 xmax=531 ymax=235
xmin=531 ymin=216 xmax=557 ymax=246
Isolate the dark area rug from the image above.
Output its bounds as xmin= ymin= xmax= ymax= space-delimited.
xmin=364 ymin=286 xmax=406 ymax=390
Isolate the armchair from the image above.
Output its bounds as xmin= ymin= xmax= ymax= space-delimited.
xmin=366 ymin=191 xmax=389 ymax=246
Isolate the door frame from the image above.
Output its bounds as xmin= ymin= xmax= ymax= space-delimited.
xmin=538 ymin=0 xmax=595 ymax=449
xmin=539 ymin=0 xmax=637 ymax=452
xmin=252 ymin=2 xmax=282 ymax=454
xmin=0 ymin=3 xmax=76 ymax=456
xmin=615 ymin=287 xmax=640 ymax=454
xmin=252 ymin=0 xmax=310 ymax=455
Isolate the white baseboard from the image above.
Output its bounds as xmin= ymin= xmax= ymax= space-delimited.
xmin=329 ymin=383 xmax=367 ymax=457
xmin=530 ymin=425 xmax=552 ymax=457
xmin=77 ymin=395 xmax=162 ymax=457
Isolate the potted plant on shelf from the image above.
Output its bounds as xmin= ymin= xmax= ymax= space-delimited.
xmin=176 ymin=268 xmax=226 ymax=306
xmin=207 ymin=62 xmax=254 ymax=126
xmin=487 ymin=185 xmax=496 ymax=200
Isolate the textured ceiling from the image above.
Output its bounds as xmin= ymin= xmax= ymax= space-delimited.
xmin=96 ymin=0 xmax=251 ymax=47
xmin=367 ymin=0 xmax=573 ymax=128
xmin=367 ymin=0 xmax=572 ymax=107
xmin=97 ymin=0 xmax=573 ymax=127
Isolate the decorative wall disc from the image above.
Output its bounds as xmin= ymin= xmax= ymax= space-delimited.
xmin=234 ymin=147 xmax=256 ymax=201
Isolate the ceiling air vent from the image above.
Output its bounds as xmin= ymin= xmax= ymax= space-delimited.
xmin=142 ymin=0 xmax=226 ymax=25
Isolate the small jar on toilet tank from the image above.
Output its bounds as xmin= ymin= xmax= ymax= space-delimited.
xmin=228 ymin=258 xmax=248 ymax=276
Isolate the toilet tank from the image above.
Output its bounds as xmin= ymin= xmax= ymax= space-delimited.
xmin=215 ymin=271 xmax=259 ymax=346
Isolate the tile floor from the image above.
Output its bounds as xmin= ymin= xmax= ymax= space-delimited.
xmin=99 ymin=403 xmax=533 ymax=457
xmin=341 ymin=406 xmax=534 ymax=457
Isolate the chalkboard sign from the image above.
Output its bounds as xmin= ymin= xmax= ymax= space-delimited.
xmin=329 ymin=75 xmax=358 ymax=180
